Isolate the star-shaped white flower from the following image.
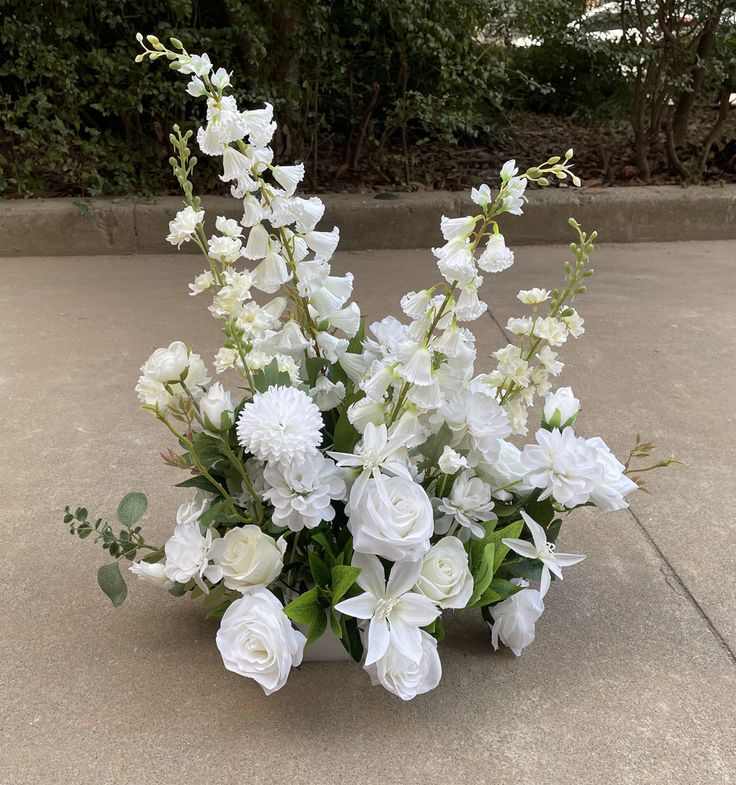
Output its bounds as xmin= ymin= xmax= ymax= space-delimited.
xmin=502 ymin=511 xmax=585 ymax=598
xmin=329 ymin=422 xmax=413 ymax=507
xmin=335 ymin=552 xmax=440 ymax=666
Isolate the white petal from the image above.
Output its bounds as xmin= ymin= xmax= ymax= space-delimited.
xmin=334 ymin=593 xmax=377 ymax=620
xmin=540 ymin=566 xmax=551 ymax=598
xmin=520 ymin=510 xmax=548 ymax=550
xmin=502 ymin=537 xmax=538 ymax=560
xmin=395 ymin=593 xmax=441 ymax=627
xmin=554 ymin=552 xmax=586 ymax=567
xmin=351 ymin=551 xmax=386 ymax=598
xmin=365 ymin=617 xmax=391 ymax=666
xmin=388 ymin=617 xmax=424 ymax=662
xmin=386 ymin=559 xmax=423 ymax=597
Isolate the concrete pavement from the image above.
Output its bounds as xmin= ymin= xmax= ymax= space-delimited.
xmin=0 ymin=241 xmax=735 ymax=784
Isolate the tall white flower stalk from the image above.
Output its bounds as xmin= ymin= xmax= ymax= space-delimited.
xmin=62 ymin=33 xmax=677 ymax=704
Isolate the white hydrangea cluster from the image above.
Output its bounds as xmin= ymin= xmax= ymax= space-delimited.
xmin=106 ymin=36 xmax=656 ymax=702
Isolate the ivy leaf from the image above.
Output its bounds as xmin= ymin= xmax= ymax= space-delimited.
xmin=97 ymin=562 xmax=127 ymax=607
xmin=331 ymin=564 xmax=361 ymax=605
xmin=283 ymin=587 xmax=321 ymax=625
xmin=116 ymin=492 xmax=147 ymax=526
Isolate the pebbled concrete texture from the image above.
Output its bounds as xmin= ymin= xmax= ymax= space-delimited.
xmin=0 ymin=242 xmax=735 ymax=784
xmin=1 ymin=184 xmax=736 ymax=257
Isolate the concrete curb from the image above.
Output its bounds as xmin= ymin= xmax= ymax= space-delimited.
xmin=2 ymin=185 xmax=735 ymax=256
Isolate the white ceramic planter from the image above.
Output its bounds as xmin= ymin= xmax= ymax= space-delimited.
xmin=298 ymin=626 xmax=352 ymax=662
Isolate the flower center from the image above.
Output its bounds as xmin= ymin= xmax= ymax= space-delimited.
xmin=539 ymin=541 xmax=556 ymax=560
xmin=374 ymin=596 xmax=398 ymax=621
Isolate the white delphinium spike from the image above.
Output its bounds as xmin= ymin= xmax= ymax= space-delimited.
xmin=433 ymin=238 xmax=475 ymax=285
xmin=241 ymin=193 xmax=268 ymax=227
xmin=502 ymin=511 xmax=585 ymax=598
xmin=309 ymin=273 xmax=353 ymax=314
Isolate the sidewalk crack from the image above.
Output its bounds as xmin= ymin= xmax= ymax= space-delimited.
xmin=627 ymin=505 xmax=736 ymax=665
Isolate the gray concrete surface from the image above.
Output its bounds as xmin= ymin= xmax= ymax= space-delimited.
xmin=1 ymin=242 xmax=735 ymax=784
xmin=2 ymin=185 xmax=736 ymax=257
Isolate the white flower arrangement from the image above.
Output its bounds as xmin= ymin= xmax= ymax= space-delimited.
xmin=64 ymin=34 xmax=677 ymax=701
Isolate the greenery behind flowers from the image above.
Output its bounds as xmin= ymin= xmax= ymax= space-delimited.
xmin=0 ymin=0 xmax=506 ymax=196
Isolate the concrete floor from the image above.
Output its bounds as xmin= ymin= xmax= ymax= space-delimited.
xmin=1 ymin=241 xmax=734 ymax=784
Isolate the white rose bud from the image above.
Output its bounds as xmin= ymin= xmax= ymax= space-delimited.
xmin=543 ymin=386 xmax=580 ymax=429
xmin=348 ymin=476 xmax=433 ymax=562
xmin=208 ymin=526 xmax=286 ymax=592
xmin=364 ymin=630 xmax=442 ymax=701
xmin=216 ymin=588 xmax=306 ymax=695
xmin=487 ymin=579 xmax=544 ymax=656
xmin=438 ymin=445 xmax=469 ymax=475
xmin=413 ymin=536 xmax=473 ymax=609
xmin=199 ymin=382 xmax=235 ymax=431
xmin=142 ymin=340 xmax=191 ymax=383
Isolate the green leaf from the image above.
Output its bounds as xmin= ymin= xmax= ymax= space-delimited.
xmin=116 ymin=492 xmax=147 ymax=526
xmin=333 ymin=408 xmax=360 ymax=452
xmin=308 ymin=550 xmax=331 ymax=588
xmin=328 ymin=610 xmax=343 ymax=638
xmin=283 ymin=587 xmax=321 ymax=625
xmin=306 ymin=609 xmax=328 ymax=645
xmin=175 ymin=475 xmax=222 ymax=494
xmin=306 ymin=356 xmax=329 ymax=387
xmin=331 ymin=564 xmax=361 ymax=605
xmin=346 ymin=317 xmax=365 ymax=353
xmin=417 ymin=422 xmax=452 ymax=469
xmin=169 ymin=581 xmax=189 ymax=597
xmin=546 ymin=518 xmax=562 ymax=543
xmin=523 ymin=496 xmax=555 ymax=526
xmin=97 ymin=562 xmax=127 ymax=607
xmin=424 ymin=617 xmax=445 ymax=642
xmin=251 ymin=358 xmax=292 ymax=393
xmin=468 ymin=542 xmax=495 ymax=607
xmin=341 ymin=616 xmax=364 ymax=662
xmin=489 ymin=519 xmax=524 ymax=570
xmin=310 ymin=531 xmax=337 ymax=559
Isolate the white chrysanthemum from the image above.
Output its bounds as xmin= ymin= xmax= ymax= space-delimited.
xmin=263 ymin=452 xmax=346 ymax=531
xmin=237 ymin=386 xmax=323 ymax=464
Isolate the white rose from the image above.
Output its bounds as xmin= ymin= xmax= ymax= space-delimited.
xmin=142 ymin=340 xmax=190 ymax=383
xmin=128 ymin=560 xmax=173 ymax=589
xmin=199 ymin=382 xmax=235 ymax=430
xmin=517 ymin=287 xmax=549 ymax=305
xmin=488 ymin=579 xmax=544 ymax=656
xmin=543 ymin=387 xmax=580 ymax=429
xmin=208 ymin=526 xmax=285 ymax=592
xmin=349 ymin=476 xmax=433 ymax=562
xmin=413 ymin=537 xmax=473 ymax=609
xmin=136 ymin=342 xmax=210 ymax=408
xmin=364 ymin=630 xmax=442 ymax=701
xmin=216 ymin=588 xmax=306 ymax=695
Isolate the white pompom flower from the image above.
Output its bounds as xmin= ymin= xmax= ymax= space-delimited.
xmin=236 ymin=385 xmax=324 ymax=464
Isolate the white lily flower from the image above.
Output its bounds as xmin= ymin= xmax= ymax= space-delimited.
xmin=334 ymin=552 xmax=440 ymax=666
xmin=502 ymin=511 xmax=585 ymax=597
xmin=329 ymin=421 xmax=414 ymax=506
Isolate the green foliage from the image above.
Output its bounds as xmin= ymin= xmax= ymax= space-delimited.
xmin=0 ymin=0 xmax=506 ymax=196
xmin=64 ymin=495 xmax=153 ymax=561
xmin=97 ymin=562 xmax=128 ymax=607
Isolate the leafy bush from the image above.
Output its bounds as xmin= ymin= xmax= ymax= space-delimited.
xmin=0 ymin=0 xmax=507 ymax=196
